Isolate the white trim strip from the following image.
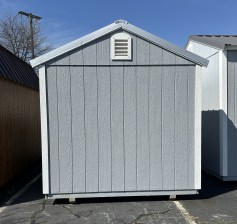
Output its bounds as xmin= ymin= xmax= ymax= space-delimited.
xmin=220 ymin=50 xmax=228 ymax=176
xmin=195 ymin=66 xmax=202 ymax=189
xmin=39 ymin=66 xmax=50 ymax=194
xmin=47 ymin=190 xmax=198 ymax=199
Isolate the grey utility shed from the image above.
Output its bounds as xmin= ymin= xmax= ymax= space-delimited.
xmin=186 ymin=35 xmax=237 ymax=181
xmin=31 ymin=20 xmax=208 ymax=199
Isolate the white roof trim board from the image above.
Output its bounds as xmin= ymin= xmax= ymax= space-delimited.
xmin=30 ymin=20 xmax=208 ymax=67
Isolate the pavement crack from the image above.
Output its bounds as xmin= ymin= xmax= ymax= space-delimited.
xmin=56 ymin=205 xmax=81 ymax=219
xmin=130 ymin=213 xmax=159 ymax=224
xmin=159 ymin=209 xmax=173 ymax=214
xmin=30 ymin=199 xmax=46 ymax=224
xmin=130 ymin=209 xmax=173 ymax=224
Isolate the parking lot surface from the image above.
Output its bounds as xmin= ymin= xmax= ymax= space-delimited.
xmin=0 ymin=164 xmax=237 ymax=224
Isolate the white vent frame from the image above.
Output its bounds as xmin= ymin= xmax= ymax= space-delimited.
xmin=111 ymin=33 xmax=132 ymax=60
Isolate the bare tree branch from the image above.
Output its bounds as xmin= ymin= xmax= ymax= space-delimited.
xmin=0 ymin=12 xmax=53 ymax=62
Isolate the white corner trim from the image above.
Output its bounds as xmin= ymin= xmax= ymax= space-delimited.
xmin=185 ymin=41 xmax=193 ymax=52
xmin=195 ymin=65 xmax=202 ymax=189
xmin=39 ymin=66 xmax=49 ymax=194
xmin=219 ymin=50 xmax=228 ymax=113
xmin=219 ymin=50 xmax=228 ymax=176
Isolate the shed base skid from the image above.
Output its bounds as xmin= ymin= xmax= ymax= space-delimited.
xmin=46 ymin=190 xmax=198 ymax=200
xmin=203 ymin=168 xmax=237 ymax=181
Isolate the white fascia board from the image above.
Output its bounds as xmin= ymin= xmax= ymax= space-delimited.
xmin=189 ymin=39 xmax=222 ymax=51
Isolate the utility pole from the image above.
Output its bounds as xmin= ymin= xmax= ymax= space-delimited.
xmin=18 ymin=11 xmax=42 ymax=59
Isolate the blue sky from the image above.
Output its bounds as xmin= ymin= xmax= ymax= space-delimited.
xmin=0 ymin=0 xmax=237 ymax=48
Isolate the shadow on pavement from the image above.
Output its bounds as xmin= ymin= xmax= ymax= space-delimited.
xmin=1 ymin=162 xmax=237 ymax=206
xmin=179 ymin=171 xmax=237 ymax=201
xmin=54 ymin=171 xmax=237 ymax=205
xmin=0 ymin=161 xmax=43 ymax=206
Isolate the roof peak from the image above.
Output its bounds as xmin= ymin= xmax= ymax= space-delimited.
xmin=30 ymin=20 xmax=208 ymax=67
xmin=114 ymin=19 xmax=128 ymax=24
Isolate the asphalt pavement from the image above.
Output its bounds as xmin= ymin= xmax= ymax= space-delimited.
xmin=0 ymin=163 xmax=237 ymax=224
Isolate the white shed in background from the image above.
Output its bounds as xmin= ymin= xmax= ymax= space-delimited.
xmin=31 ymin=20 xmax=208 ymax=200
xmin=186 ymin=35 xmax=237 ymax=181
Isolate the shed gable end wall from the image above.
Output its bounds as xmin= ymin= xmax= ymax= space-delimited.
xmin=48 ymin=31 xmax=195 ymax=66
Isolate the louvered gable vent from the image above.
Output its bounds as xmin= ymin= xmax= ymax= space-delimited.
xmin=111 ymin=33 xmax=132 ymax=60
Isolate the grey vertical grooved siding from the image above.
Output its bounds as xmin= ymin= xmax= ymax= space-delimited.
xmin=124 ymin=66 xmax=137 ymax=191
xmin=46 ymin=31 xmax=198 ymax=195
xmin=70 ymin=67 xmax=85 ymax=193
xmin=175 ymin=66 xmax=188 ymax=189
xmin=187 ymin=66 xmax=196 ymax=188
xmin=227 ymin=50 xmax=237 ymax=176
xmin=149 ymin=67 xmax=162 ymax=190
xmin=47 ymin=67 xmax=59 ymax=193
xmin=97 ymin=67 xmax=112 ymax=192
xmin=84 ymin=67 xmax=99 ymax=192
xmin=162 ymin=67 xmax=175 ymax=190
xmin=111 ymin=67 xmax=124 ymax=191
xmin=57 ymin=66 xmax=72 ymax=193
xmin=136 ymin=67 xmax=150 ymax=190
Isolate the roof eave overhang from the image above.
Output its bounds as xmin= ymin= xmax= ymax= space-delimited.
xmin=30 ymin=23 xmax=123 ymax=67
xmin=189 ymin=36 xmax=224 ymax=50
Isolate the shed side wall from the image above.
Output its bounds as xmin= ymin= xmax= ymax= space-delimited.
xmin=0 ymin=78 xmax=41 ymax=187
xmin=186 ymin=41 xmax=222 ymax=177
